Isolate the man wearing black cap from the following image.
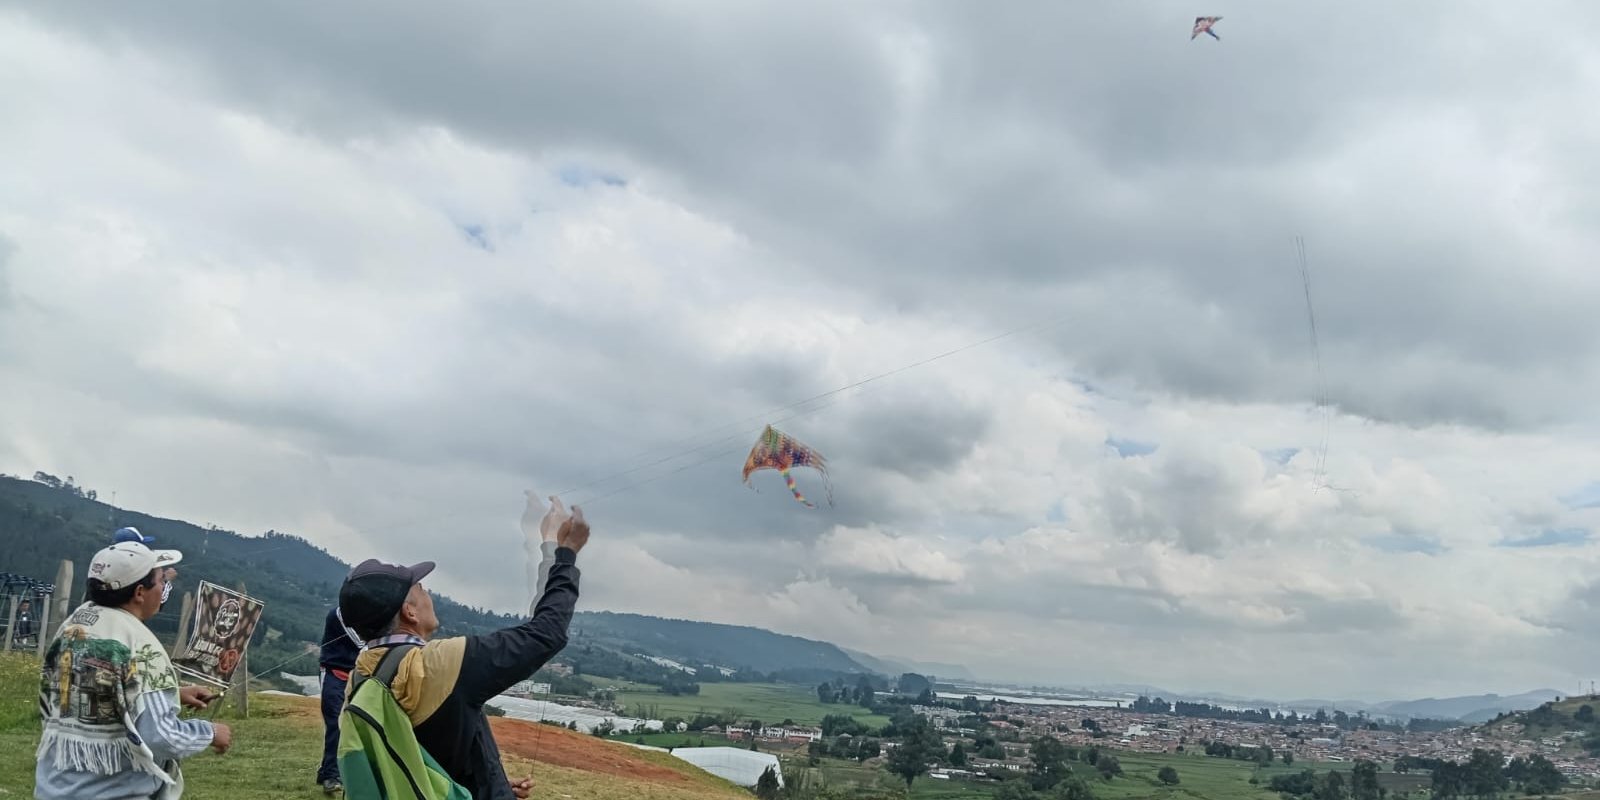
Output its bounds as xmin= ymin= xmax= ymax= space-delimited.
xmin=338 ymin=508 xmax=588 ymax=800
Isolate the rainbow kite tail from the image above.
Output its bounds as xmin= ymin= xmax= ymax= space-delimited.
xmin=780 ymin=467 xmax=816 ymax=508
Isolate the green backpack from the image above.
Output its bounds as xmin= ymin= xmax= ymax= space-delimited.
xmin=337 ymin=644 xmax=472 ymax=800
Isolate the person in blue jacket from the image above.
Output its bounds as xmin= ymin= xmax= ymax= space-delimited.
xmin=317 ymin=606 xmax=362 ymax=794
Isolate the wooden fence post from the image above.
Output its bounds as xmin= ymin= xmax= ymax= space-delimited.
xmin=171 ymin=591 xmax=195 ymax=659
xmin=2 ymin=595 xmax=15 ymax=652
xmin=38 ymin=560 xmax=71 ymax=659
xmin=231 ymin=582 xmax=249 ymax=717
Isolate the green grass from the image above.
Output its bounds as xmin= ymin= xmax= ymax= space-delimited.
xmin=3 ymin=650 xmax=335 ymax=799
xmin=614 ymin=682 xmax=892 ymax=728
xmin=583 ymin=676 xmax=658 ymax=692
xmin=0 ymin=651 xmax=40 ymax=794
xmin=795 ymin=750 xmax=1318 ymax=800
xmin=1 ymin=652 xmax=752 ymax=800
xmin=605 ymin=730 xmax=741 ymax=748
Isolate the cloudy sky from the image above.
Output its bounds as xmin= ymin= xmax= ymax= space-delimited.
xmin=4 ymin=1 xmax=1600 ymax=701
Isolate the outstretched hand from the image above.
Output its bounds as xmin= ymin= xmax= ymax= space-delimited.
xmin=557 ymin=505 xmax=590 ymax=554
xmin=539 ymin=495 xmax=569 ymax=544
xmin=179 ymin=685 xmax=218 ymax=710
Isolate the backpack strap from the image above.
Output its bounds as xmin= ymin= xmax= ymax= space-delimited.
xmin=350 ymin=642 xmax=418 ymax=697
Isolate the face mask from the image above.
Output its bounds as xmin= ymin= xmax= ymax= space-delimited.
xmin=160 ymin=580 xmax=174 ymax=607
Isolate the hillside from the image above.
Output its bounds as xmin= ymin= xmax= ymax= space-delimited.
xmin=0 ymin=475 xmax=896 ymax=686
xmin=1482 ymin=694 xmax=1600 ymax=755
xmin=0 ymin=474 xmax=525 ymax=673
xmin=573 ymin=610 xmax=873 ymax=679
xmin=841 ymin=647 xmax=977 ymax=682
xmin=0 ymin=652 xmax=753 ymax=800
xmin=1376 ymin=690 xmax=1564 ymax=722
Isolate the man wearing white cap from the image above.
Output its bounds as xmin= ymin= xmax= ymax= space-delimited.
xmin=35 ymin=542 xmax=233 ymax=800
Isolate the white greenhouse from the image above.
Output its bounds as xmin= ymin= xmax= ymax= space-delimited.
xmin=669 ymin=746 xmax=784 ymax=788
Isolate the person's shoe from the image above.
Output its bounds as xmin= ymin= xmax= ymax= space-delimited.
xmin=320 ymin=778 xmax=343 ymax=795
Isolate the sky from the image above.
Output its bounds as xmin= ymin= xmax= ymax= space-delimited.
xmin=3 ymin=1 xmax=1600 ymax=702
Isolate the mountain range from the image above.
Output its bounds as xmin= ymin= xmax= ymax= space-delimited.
xmin=0 ymin=473 xmax=1561 ymax=717
xmin=0 ymin=474 xmax=925 ymax=683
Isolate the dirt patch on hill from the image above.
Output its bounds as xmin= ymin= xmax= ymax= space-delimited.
xmin=490 ymin=720 xmax=693 ymax=786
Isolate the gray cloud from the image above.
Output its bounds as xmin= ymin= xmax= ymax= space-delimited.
xmin=5 ymin=3 xmax=1600 ymax=699
xmin=14 ymin=1 xmax=1600 ymax=431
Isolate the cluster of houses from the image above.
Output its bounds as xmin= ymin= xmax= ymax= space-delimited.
xmin=941 ymin=700 xmax=1600 ymax=781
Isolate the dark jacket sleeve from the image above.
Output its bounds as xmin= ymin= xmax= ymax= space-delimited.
xmin=457 ymin=547 xmax=580 ymax=706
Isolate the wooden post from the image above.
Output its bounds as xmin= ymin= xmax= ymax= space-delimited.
xmin=35 ymin=599 xmax=50 ymax=659
xmin=231 ymin=582 xmax=248 ymax=717
xmin=171 ymin=591 xmax=194 ymax=659
xmin=43 ymin=560 xmax=72 ymax=659
xmin=2 ymin=595 xmax=15 ymax=652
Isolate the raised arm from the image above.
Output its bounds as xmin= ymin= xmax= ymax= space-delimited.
xmin=459 ymin=549 xmax=580 ymax=706
xmin=462 ymin=507 xmax=590 ymax=706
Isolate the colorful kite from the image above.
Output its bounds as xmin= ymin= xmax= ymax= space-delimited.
xmin=1192 ymin=16 xmax=1222 ymax=40
xmin=742 ymin=425 xmax=832 ymax=508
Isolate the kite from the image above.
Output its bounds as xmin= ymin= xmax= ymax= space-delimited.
xmin=1192 ymin=16 xmax=1222 ymax=40
xmin=742 ymin=425 xmax=832 ymax=508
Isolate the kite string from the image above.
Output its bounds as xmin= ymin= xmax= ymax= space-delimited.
xmin=552 ymin=309 xmax=1078 ymax=500
xmin=1296 ymin=235 xmax=1327 ymax=485
xmin=569 ymin=392 xmax=859 ymax=507
xmin=1296 ymin=235 xmax=1352 ymax=497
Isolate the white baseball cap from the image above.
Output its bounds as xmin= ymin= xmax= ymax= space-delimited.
xmin=88 ymin=542 xmax=183 ymax=591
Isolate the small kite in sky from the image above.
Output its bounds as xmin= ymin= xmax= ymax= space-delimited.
xmin=1192 ymin=16 xmax=1222 ymax=40
xmin=742 ymin=425 xmax=832 ymax=508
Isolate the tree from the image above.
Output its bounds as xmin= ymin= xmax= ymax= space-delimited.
xmin=1350 ymin=760 xmax=1382 ymax=800
xmin=1314 ymin=770 xmax=1347 ymax=800
xmin=995 ymin=782 xmax=1040 ymax=800
xmin=817 ymin=682 xmax=834 ymax=704
xmin=949 ymin=742 xmax=968 ymax=766
xmin=1578 ymin=705 xmax=1595 ymax=724
xmin=1519 ymin=754 xmax=1565 ymax=796
xmin=754 ymin=766 xmax=780 ymax=800
xmin=856 ymin=738 xmax=880 ymax=762
xmin=1051 ymin=773 xmax=1095 ymax=800
xmin=1465 ymin=749 xmax=1507 ymax=799
xmin=1094 ymin=755 xmax=1122 ymax=781
xmin=886 ymin=716 xmax=941 ymax=789
xmin=1030 ymin=736 xmax=1072 ymax=790
xmin=1158 ymin=766 xmax=1180 ymax=786
xmin=1283 ymin=751 xmax=1295 ymax=767
xmin=898 ymin=672 xmax=932 ymax=697
xmin=854 ymin=675 xmax=877 ymax=708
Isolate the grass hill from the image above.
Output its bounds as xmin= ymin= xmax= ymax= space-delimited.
xmin=1482 ymin=693 xmax=1600 ymax=755
xmin=0 ymin=652 xmax=752 ymax=799
xmin=0 ymin=473 xmax=523 ymax=675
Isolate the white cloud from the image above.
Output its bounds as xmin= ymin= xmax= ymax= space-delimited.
xmin=4 ymin=5 xmax=1600 ymax=701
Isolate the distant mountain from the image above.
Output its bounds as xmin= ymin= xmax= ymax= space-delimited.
xmin=1374 ymin=691 xmax=1563 ymax=721
xmin=840 ymin=648 xmax=976 ymax=682
xmin=571 ymin=611 xmax=873 ymax=679
xmin=0 ymin=475 xmax=939 ymax=686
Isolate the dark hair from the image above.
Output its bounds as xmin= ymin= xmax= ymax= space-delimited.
xmin=87 ymin=569 xmax=158 ymax=608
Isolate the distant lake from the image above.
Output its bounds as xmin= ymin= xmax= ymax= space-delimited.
xmin=937 ymin=691 xmax=1124 ymax=708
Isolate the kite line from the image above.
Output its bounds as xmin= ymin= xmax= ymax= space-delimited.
xmin=550 ymin=308 xmax=1082 ymax=505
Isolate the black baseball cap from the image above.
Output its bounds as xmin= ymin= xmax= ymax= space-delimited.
xmin=338 ymin=559 xmax=436 ymax=640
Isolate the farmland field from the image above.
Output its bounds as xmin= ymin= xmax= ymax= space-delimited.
xmin=613 ymin=681 xmax=893 ymax=728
